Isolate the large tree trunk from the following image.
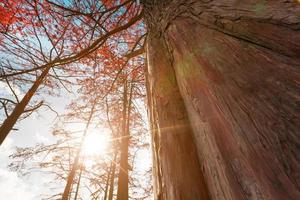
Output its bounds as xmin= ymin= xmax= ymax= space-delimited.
xmin=143 ymin=0 xmax=300 ymax=200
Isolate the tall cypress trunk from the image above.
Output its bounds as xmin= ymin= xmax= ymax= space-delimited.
xmin=116 ymin=81 xmax=133 ymax=200
xmin=143 ymin=0 xmax=300 ymax=199
xmin=0 ymin=64 xmax=52 ymax=145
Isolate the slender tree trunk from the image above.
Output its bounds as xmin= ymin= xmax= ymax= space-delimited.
xmin=103 ymin=163 xmax=112 ymax=200
xmin=62 ymin=102 xmax=96 ymax=200
xmin=104 ymin=150 xmax=118 ymax=200
xmin=74 ymin=163 xmax=84 ymax=200
xmin=143 ymin=0 xmax=300 ymax=199
xmin=62 ymin=149 xmax=80 ymax=200
xmin=116 ymin=81 xmax=128 ymax=200
xmin=108 ymin=151 xmax=118 ymax=200
xmin=0 ymin=64 xmax=52 ymax=145
xmin=116 ymin=81 xmax=133 ymax=200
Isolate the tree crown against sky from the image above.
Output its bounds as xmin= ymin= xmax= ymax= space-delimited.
xmin=0 ymin=0 xmax=150 ymax=199
xmin=0 ymin=0 xmax=145 ymax=137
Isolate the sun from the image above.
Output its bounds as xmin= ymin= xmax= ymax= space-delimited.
xmin=82 ymin=130 xmax=111 ymax=156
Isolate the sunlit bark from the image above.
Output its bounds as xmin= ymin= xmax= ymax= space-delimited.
xmin=145 ymin=29 xmax=210 ymax=200
xmin=103 ymin=151 xmax=118 ymax=200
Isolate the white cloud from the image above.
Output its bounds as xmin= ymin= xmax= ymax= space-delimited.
xmin=0 ymin=169 xmax=37 ymax=200
xmin=0 ymin=81 xmax=24 ymax=99
xmin=35 ymin=131 xmax=50 ymax=143
xmin=0 ymin=137 xmax=39 ymax=200
xmin=0 ymin=137 xmax=13 ymax=168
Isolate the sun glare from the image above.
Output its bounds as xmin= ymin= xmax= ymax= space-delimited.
xmin=82 ymin=130 xmax=111 ymax=156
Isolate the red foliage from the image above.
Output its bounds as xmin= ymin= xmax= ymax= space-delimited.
xmin=0 ymin=0 xmax=27 ymax=29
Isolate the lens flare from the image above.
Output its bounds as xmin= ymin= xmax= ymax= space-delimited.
xmin=82 ymin=130 xmax=110 ymax=156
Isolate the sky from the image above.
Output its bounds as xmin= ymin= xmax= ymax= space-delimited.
xmin=0 ymin=137 xmax=51 ymax=200
xmin=0 ymin=82 xmax=71 ymax=199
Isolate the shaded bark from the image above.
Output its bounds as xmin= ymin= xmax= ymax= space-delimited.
xmin=143 ymin=0 xmax=300 ymax=199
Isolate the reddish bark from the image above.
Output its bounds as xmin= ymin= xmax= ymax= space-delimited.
xmin=145 ymin=32 xmax=210 ymax=200
xmin=143 ymin=0 xmax=300 ymax=199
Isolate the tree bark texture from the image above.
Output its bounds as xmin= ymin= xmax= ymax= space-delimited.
xmin=143 ymin=0 xmax=300 ymax=200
